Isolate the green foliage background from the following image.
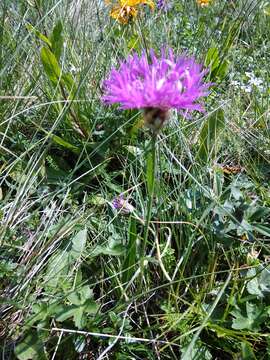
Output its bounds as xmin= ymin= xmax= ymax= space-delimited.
xmin=0 ymin=0 xmax=270 ymax=359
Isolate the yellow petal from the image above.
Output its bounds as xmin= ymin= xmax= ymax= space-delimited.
xmin=110 ymin=6 xmax=127 ymax=23
xmin=129 ymin=6 xmax=138 ymax=17
xmin=110 ymin=4 xmax=137 ymax=24
xmin=120 ymin=0 xmax=154 ymax=9
xmin=120 ymin=0 xmax=140 ymax=6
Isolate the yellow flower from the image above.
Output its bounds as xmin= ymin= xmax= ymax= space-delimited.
xmin=106 ymin=0 xmax=154 ymax=24
xmin=197 ymin=0 xmax=212 ymax=7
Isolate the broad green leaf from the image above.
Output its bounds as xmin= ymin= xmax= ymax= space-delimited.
xmin=49 ymin=21 xmax=63 ymax=61
xmin=68 ymin=286 xmax=93 ymax=306
xmin=231 ymin=302 xmax=268 ymax=331
xmin=215 ymin=59 xmax=229 ymax=80
xmin=70 ymin=228 xmax=87 ymax=259
xmin=43 ymin=251 xmax=69 ymax=288
xmin=56 ymin=286 xmax=98 ymax=329
xmin=241 ymin=342 xmax=256 ymax=360
xmin=14 ymin=332 xmax=47 ymax=360
xmin=258 ymin=268 xmax=270 ymax=293
xmin=246 ymin=268 xmax=263 ymax=298
xmin=205 ymin=47 xmax=219 ymax=72
xmin=62 ymin=73 xmax=75 ymax=92
xmin=197 ymin=109 xmax=225 ymax=162
xmin=91 ymin=238 xmax=125 ymax=257
xmin=50 ymin=134 xmax=80 ymax=154
xmin=40 ymin=47 xmax=61 ymax=85
xmin=128 ymin=34 xmax=139 ymax=51
xmin=55 ymin=304 xmax=78 ymax=322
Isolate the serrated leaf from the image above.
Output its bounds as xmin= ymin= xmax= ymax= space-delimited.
xmin=56 ymin=286 xmax=98 ymax=329
xmin=68 ymin=285 xmax=93 ymax=306
xmin=231 ymin=302 xmax=268 ymax=331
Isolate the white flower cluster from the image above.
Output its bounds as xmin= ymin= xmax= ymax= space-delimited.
xmin=230 ymin=71 xmax=264 ymax=94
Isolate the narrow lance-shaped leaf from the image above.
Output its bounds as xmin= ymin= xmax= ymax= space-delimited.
xmin=49 ymin=21 xmax=63 ymax=61
xmin=197 ymin=108 xmax=225 ymax=162
xmin=40 ymin=47 xmax=61 ymax=86
xmin=26 ymin=24 xmax=52 ymax=47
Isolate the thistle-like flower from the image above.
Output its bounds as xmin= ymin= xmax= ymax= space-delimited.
xmin=112 ymin=195 xmax=135 ymax=214
xmin=103 ymin=48 xmax=211 ymax=131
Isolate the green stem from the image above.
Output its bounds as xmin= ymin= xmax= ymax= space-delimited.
xmin=141 ymin=133 xmax=157 ymax=277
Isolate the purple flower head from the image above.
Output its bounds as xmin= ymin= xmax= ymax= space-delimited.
xmin=112 ymin=195 xmax=135 ymax=215
xmin=157 ymin=0 xmax=172 ymax=11
xmin=102 ymin=48 xmax=211 ymax=114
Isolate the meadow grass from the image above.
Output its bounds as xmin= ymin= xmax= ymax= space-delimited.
xmin=0 ymin=0 xmax=270 ymax=359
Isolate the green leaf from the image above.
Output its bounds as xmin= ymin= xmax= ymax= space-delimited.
xmin=215 ymin=59 xmax=229 ymax=80
xmin=246 ymin=268 xmax=263 ymax=298
xmin=15 ymin=332 xmax=47 ymax=360
xmin=62 ymin=73 xmax=75 ymax=92
xmin=264 ymin=5 xmax=270 ymax=15
xmin=49 ymin=134 xmax=80 ymax=154
xmin=43 ymin=251 xmax=69 ymax=288
xmin=56 ymin=286 xmax=98 ymax=329
xmin=205 ymin=47 xmax=229 ymax=81
xmin=26 ymin=24 xmax=52 ymax=47
xmin=181 ymin=339 xmax=212 ymax=360
xmin=231 ymin=302 xmax=268 ymax=331
xmin=205 ymin=47 xmax=219 ymax=72
xmin=70 ymin=228 xmax=87 ymax=260
xmin=197 ymin=109 xmax=225 ymax=162
xmin=68 ymin=285 xmax=93 ymax=306
xmin=55 ymin=304 xmax=78 ymax=322
xmin=49 ymin=21 xmax=63 ymax=61
xmin=91 ymin=238 xmax=125 ymax=257
xmin=258 ymin=267 xmax=270 ymax=293
xmin=241 ymin=342 xmax=256 ymax=360
xmin=252 ymin=223 xmax=270 ymax=237
xmin=40 ymin=47 xmax=61 ymax=85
